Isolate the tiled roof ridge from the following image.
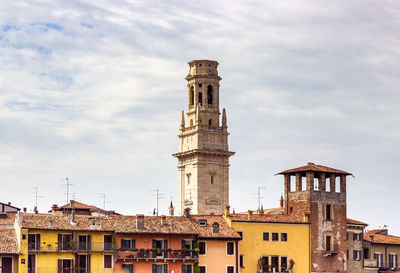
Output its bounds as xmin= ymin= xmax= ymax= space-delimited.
xmin=276 ymin=162 xmax=352 ymax=176
xmin=346 ymin=218 xmax=368 ymax=226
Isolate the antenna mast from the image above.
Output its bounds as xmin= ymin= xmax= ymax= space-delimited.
xmin=64 ymin=178 xmax=74 ymax=203
xmin=99 ymin=193 xmax=111 ymax=210
xmin=257 ymin=187 xmax=266 ymax=211
xmin=153 ymin=189 xmax=164 ymax=216
xmin=32 ymin=187 xmax=44 ymax=209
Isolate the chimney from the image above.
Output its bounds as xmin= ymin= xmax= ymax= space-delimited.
xmin=303 ymin=213 xmax=309 ymax=223
xmin=161 ymin=215 xmax=167 ymax=226
xmin=224 ymin=205 xmax=230 ymax=217
xmin=23 ymin=207 xmax=27 ymax=213
xmin=370 ymin=235 xmax=374 ymax=242
xmin=169 ymin=201 xmax=174 ymax=216
xmin=8 ymin=202 xmax=11 ymax=206
xmin=247 ymin=210 xmax=253 ymax=221
xmin=136 ymin=214 xmax=145 ymax=229
xmin=280 ymin=195 xmax=284 ymax=208
xmin=70 ymin=200 xmax=76 ymax=225
xmin=34 ymin=206 xmax=38 ymax=214
xmin=49 ymin=220 xmax=53 ymax=227
xmin=184 ymin=207 xmax=191 ymax=218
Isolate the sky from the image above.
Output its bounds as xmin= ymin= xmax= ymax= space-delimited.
xmin=1 ymin=1 xmax=399 ymax=233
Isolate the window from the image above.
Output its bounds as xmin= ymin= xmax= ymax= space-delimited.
xmin=240 ymin=255 xmax=244 ymax=268
xmin=198 ymin=83 xmax=202 ymax=88
xmin=210 ymin=176 xmax=214 ymax=184
xmin=28 ymin=254 xmax=36 ymax=273
xmin=198 ymin=220 xmax=207 ymax=227
xmin=59 ymin=259 xmax=73 ymax=273
xmin=353 ymin=250 xmax=362 ymax=261
xmin=289 ymin=207 xmax=293 ymax=214
xmin=122 ymin=264 xmax=133 ymax=273
xmin=263 ymin=232 xmax=269 ymax=241
xmin=212 ymin=222 xmax=219 ymax=234
xmin=28 ymin=234 xmax=40 ymax=250
xmin=78 ymin=235 xmax=91 ymax=251
xmin=121 ymin=239 xmax=136 ymax=250
xmin=198 ymin=92 xmax=203 ymax=106
xmin=227 ymin=266 xmax=234 ymax=273
xmin=208 ymin=119 xmax=212 ymax=126
xmin=182 ymin=240 xmax=192 ymax=258
xmin=326 ymin=204 xmax=332 ymax=220
xmin=152 ymin=240 xmax=168 ymax=258
xmin=281 ymin=233 xmax=288 ymax=242
xmin=237 ymin=231 xmax=243 ymax=240
xmin=77 ymin=254 xmax=89 ymax=273
xmin=182 ymin=264 xmax=192 ymax=273
xmin=374 ymin=253 xmax=383 ymax=267
xmin=190 ymin=86 xmax=194 ymax=105
xmin=271 ymin=256 xmax=279 ymax=271
xmin=326 ymin=235 xmax=332 ymax=251
xmin=389 ymin=253 xmax=398 ymax=268
xmin=58 ymin=234 xmax=72 ymax=250
xmin=364 ymin=248 xmax=370 ymax=259
xmin=22 ymin=234 xmax=26 ymax=240
xmin=187 ymin=174 xmax=191 ymax=185
xmin=261 ymin=257 xmax=269 ymax=272
xmin=272 ymin=233 xmax=279 ymax=241
xmin=104 ymin=255 xmax=112 ymax=269
xmin=226 ymin=242 xmax=234 ymax=255
xmin=104 ymin=235 xmax=113 ymax=250
xmin=199 ymin=266 xmax=206 ymax=273
xmin=353 ymin=233 xmax=362 ymax=241
xmin=153 ymin=264 xmax=168 ymax=273
xmin=207 ymin=85 xmax=213 ymax=105
xmin=281 ymin=257 xmax=288 ymax=271
xmin=199 ymin=242 xmax=206 ymax=255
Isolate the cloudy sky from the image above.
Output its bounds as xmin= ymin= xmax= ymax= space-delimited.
xmin=1 ymin=1 xmax=399 ymax=233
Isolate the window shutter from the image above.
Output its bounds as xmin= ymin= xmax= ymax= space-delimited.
xmin=36 ymin=234 xmax=41 ymax=250
xmin=164 ymin=264 xmax=168 ymax=273
xmin=152 ymin=240 xmax=157 ymax=258
xmin=57 ymin=259 xmax=62 ymax=273
xmin=87 ymin=254 xmax=91 ymax=273
xmin=396 ymin=254 xmax=398 ymax=267
xmin=353 ymin=250 xmax=356 ymax=260
xmin=58 ymin=234 xmax=62 ymax=250
xmin=75 ymin=254 xmax=79 ymax=268
xmin=164 ymin=240 xmax=168 ymax=258
xmin=152 ymin=264 xmax=157 ymax=273
xmin=182 ymin=264 xmax=186 ymax=273
xmin=88 ymin=235 xmax=92 ymax=251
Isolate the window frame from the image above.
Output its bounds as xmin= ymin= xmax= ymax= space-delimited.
xmin=198 ymin=241 xmax=207 ymax=256
xmin=226 ymin=241 xmax=235 ymax=256
xmin=103 ymin=254 xmax=112 ymax=269
xmin=226 ymin=265 xmax=235 ymax=273
xmin=262 ymin=232 xmax=269 ymax=241
xmin=271 ymin=232 xmax=279 ymax=241
xmin=281 ymin=233 xmax=288 ymax=242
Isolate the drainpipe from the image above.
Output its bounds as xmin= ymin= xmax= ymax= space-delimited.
xmin=235 ymin=241 xmax=239 ymax=273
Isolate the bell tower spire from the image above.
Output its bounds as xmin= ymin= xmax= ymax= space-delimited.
xmin=173 ymin=60 xmax=235 ymax=215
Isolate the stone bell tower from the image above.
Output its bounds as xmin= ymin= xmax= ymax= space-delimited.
xmin=173 ymin=60 xmax=234 ymax=215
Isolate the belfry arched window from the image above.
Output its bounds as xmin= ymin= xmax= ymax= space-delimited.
xmin=207 ymin=85 xmax=213 ymax=105
xmin=190 ymin=86 xmax=194 ymax=105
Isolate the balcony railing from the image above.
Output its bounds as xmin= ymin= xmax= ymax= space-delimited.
xmin=117 ymin=249 xmax=198 ymax=260
xmin=28 ymin=242 xmax=116 ymax=252
xmin=364 ymin=259 xmax=378 ymax=268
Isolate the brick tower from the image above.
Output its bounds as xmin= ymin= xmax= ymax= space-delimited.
xmin=278 ymin=162 xmax=352 ymax=273
xmin=173 ymin=60 xmax=234 ymax=215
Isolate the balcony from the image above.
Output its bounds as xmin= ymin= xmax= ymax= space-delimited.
xmin=117 ymin=249 xmax=198 ymax=261
xmin=364 ymin=259 xmax=378 ymax=268
xmin=28 ymin=242 xmax=116 ymax=252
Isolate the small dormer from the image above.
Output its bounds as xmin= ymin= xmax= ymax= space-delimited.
xmin=212 ymin=222 xmax=220 ymax=234
xmin=198 ymin=219 xmax=207 ymax=227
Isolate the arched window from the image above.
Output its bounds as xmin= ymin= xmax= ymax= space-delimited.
xmin=207 ymin=85 xmax=213 ymax=105
xmin=190 ymin=86 xmax=194 ymax=105
xmin=208 ymin=119 xmax=212 ymax=126
xmin=190 ymin=119 xmax=193 ymax=127
xmin=198 ymin=92 xmax=203 ymax=106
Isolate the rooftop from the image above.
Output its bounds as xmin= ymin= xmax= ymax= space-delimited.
xmin=189 ymin=215 xmax=241 ymax=239
xmin=347 ymin=218 xmax=368 ymax=226
xmin=276 ymin=162 xmax=352 ymax=176
xmin=364 ymin=230 xmax=400 ymax=245
xmin=227 ymin=213 xmax=306 ymax=224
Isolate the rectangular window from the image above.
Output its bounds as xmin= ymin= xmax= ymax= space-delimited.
xmin=199 ymin=241 xmax=206 ymax=255
xmin=353 ymin=233 xmax=362 ymax=241
xmin=263 ymin=232 xmax=269 ymax=241
xmin=281 ymin=257 xmax=288 ymax=271
xmin=122 ymin=264 xmax=133 ymax=273
xmin=61 ymin=259 xmax=72 ymax=273
xmin=28 ymin=234 xmax=40 ymax=251
xmin=199 ymin=266 xmax=206 ymax=273
xmin=28 ymin=254 xmax=36 ymax=273
xmin=240 ymin=255 xmax=244 ymax=268
xmin=104 ymin=235 xmax=113 ymax=250
xmin=78 ymin=235 xmax=90 ymax=251
xmin=353 ymin=250 xmax=361 ymax=261
xmin=326 ymin=204 xmax=332 ymax=220
xmin=272 ymin=232 xmax=279 ymax=241
xmin=153 ymin=264 xmax=168 ymax=273
xmin=104 ymin=255 xmax=112 ymax=269
xmin=227 ymin=242 xmax=234 ymax=255
xmin=58 ymin=234 xmax=72 ymax=250
xmin=237 ymin=231 xmax=243 ymax=240
xmin=182 ymin=240 xmax=192 ymax=258
xmin=271 ymin=256 xmax=279 ymax=271
xmin=281 ymin=233 xmax=288 ymax=242
xmin=182 ymin=264 xmax=192 ymax=273
xmin=121 ymin=239 xmax=135 ymax=250
xmin=326 ymin=235 xmax=332 ymax=251
xmin=227 ymin=266 xmax=234 ymax=273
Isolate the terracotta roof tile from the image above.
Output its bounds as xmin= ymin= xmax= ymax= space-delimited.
xmin=364 ymin=233 xmax=400 ymax=245
xmin=113 ymin=216 xmax=198 ymax=235
xmin=58 ymin=201 xmax=98 ymax=210
xmin=347 ymin=218 xmax=368 ymax=226
xmin=19 ymin=214 xmax=115 ymax=231
xmin=189 ymin=215 xmax=240 ymax=239
xmin=277 ymin=162 xmax=352 ymax=176
xmin=227 ymin=213 xmax=306 ymax=224
xmin=0 ymin=229 xmax=19 ymax=254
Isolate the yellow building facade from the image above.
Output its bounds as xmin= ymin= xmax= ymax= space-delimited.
xmin=15 ymin=213 xmax=115 ymax=273
xmin=225 ymin=210 xmax=310 ymax=273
